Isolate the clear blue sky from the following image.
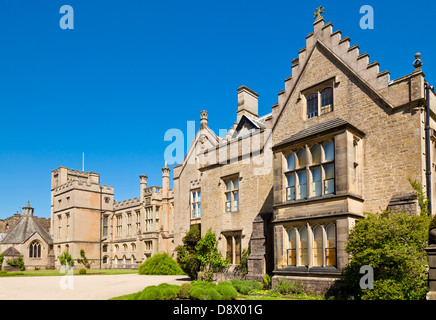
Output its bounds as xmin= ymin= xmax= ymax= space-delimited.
xmin=0 ymin=0 xmax=434 ymax=219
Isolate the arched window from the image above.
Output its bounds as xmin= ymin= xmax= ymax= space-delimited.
xmin=307 ymin=93 xmax=318 ymax=119
xmin=311 ymin=145 xmax=322 ymax=165
xmin=287 ymin=229 xmax=297 ymax=266
xmin=123 ymin=244 xmax=128 ymax=252
xmin=324 ymin=141 xmax=335 ymax=162
xmin=131 ymin=243 xmax=136 ymax=252
xmin=297 ymin=149 xmax=307 ymax=168
xmin=326 ymin=224 xmax=337 ymax=267
xmin=114 ymin=244 xmax=119 ymax=253
xmin=311 ymin=167 xmax=322 ymax=197
xmin=320 ymin=87 xmax=333 ymax=115
xmin=29 ymin=241 xmax=41 ymax=258
xmin=297 ymin=171 xmax=307 ymax=200
xmin=313 ymin=226 xmax=323 ymax=267
xmin=103 ymin=256 xmax=108 ymax=264
xmin=286 ymin=153 xmax=296 ymax=171
xmin=286 ymin=174 xmax=296 ymax=201
xmin=299 ymin=227 xmax=308 ymax=267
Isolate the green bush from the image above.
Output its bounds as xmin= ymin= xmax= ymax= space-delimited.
xmin=344 ymin=210 xmax=430 ymax=300
xmin=179 ymin=283 xmax=193 ymax=299
xmin=137 ymin=286 xmax=160 ymax=300
xmin=6 ymin=256 xmax=25 ymax=271
xmin=0 ymin=254 xmax=4 ymax=271
xmin=189 ymin=287 xmax=208 ymax=300
xmin=230 ymin=279 xmax=263 ymax=294
xmin=176 ymin=225 xmax=201 ymax=280
xmin=138 ymin=253 xmax=185 ymax=275
xmin=79 ymin=268 xmax=87 ymax=275
xmin=361 ymin=279 xmax=406 ymax=300
xmin=274 ymin=279 xmax=305 ymax=295
xmin=263 ymin=274 xmax=272 ymax=289
xmin=216 ymin=282 xmax=238 ymax=300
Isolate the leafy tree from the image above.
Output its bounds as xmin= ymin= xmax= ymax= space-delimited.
xmin=176 ymin=225 xmax=201 ymax=279
xmin=58 ymin=251 xmax=74 ymax=267
xmin=195 ymin=229 xmax=229 ymax=281
xmin=76 ymin=249 xmax=90 ymax=269
xmin=176 ymin=226 xmax=228 ymax=281
xmin=344 ymin=210 xmax=430 ymax=300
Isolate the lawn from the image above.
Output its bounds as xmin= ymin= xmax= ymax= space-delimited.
xmin=0 ymin=269 xmax=138 ymax=277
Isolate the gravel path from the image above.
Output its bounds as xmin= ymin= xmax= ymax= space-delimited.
xmin=0 ymin=274 xmax=190 ymax=300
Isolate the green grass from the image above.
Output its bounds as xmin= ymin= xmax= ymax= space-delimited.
xmin=0 ymin=269 xmax=137 ymax=277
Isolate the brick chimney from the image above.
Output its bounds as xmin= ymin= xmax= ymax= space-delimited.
xmin=237 ymin=86 xmax=259 ymax=122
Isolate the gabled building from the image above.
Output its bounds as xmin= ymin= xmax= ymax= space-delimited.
xmin=270 ymin=15 xmax=435 ymax=292
xmin=0 ymin=202 xmax=54 ymax=270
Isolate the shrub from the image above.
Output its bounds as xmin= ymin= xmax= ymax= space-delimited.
xmin=230 ymin=279 xmax=263 ymax=294
xmin=79 ymin=268 xmax=87 ymax=275
xmin=156 ymin=283 xmax=180 ymax=300
xmin=216 ymin=282 xmax=238 ymax=300
xmin=179 ymin=283 xmax=193 ymax=299
xmin=234 ymin=248 xmax=250 ymax=276
xmin=0 ymin=254 xmax=4 ymax=271
xmin=189 ymin=287 xmax=208 ymax=300
xmin=138 ymin=253 xmax=185 ymax=275
xmin=274 ymin=279 xmax=305 ymax=296
xmin=76 ymin=249 xmax=90 ymax=269
xmin=58 ymin=251 xmax=74 ymax=267
xmin=263 ymin=274 xmax=272 ymax=289
xmin=360 ymin=279 xmax=405 ymax=300
xmin=205 ymin=287 xmax=222 ymax=300
xmin=344 ymin=210 xmax=430 ymax=300
xmin=176 ymin=225 xmax=201 ymax=280
xmin=6 ymin=256 xmax=25 ymax=271
xmin=137 ymin=286 xmax=160 ymax=300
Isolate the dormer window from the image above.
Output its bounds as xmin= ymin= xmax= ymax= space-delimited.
xmin=306 ymin=86 xmax=334 ymax=119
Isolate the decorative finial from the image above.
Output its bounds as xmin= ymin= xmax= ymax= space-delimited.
xmin=413 ymin=52 xmax=423 ymax=69
xmin=314 ymin=6 xmax=325 ymax=23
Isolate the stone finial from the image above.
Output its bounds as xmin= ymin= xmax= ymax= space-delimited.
xmin=200 ymin=110 xmax=208 ymax=128
xmin=413 ymin=52 xmax=423 ymax=70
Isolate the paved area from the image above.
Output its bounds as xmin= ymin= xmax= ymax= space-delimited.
xmin=0 ymin=274 xmax=191 ymax=300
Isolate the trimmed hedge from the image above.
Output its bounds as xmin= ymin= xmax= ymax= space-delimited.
xmin=138 ymin=253 xmax=185 ymax=275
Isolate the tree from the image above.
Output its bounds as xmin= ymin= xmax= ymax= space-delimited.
xmin=176 ymin=226 xmax=228 ymax=281
xmin=176 ymin=225 xmax=201 ymax=279
xmin=344 ymin=210 xmax=430 ymax=300
xmin=76 ymin=249 xmax=90 ymax=269
xmin=59 ymin=251 xmax=74 ymax=267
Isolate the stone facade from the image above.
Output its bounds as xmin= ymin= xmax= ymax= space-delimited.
xmin=51 ymin=165 xmax=174 ymax=270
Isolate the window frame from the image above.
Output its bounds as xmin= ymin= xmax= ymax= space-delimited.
xmin=304 ymin=84 xmax=334 ymax=120
xmin=191 ymin=189 xmax=201 ymax=219
xmin=223 ymin=176 xmax=240 ymax=213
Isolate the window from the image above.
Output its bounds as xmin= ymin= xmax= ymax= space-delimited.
xmin=102 ymin=245 xmax=108 ymax=253
xmin=131 ymin=243 xmax=136 ymax=252
xmin=225 ymin=233 xmax=242 ymax=264
xmin=103 ymin=215 xmax=108 ymax=237
xmin=65 ymin=213 xmax=70 ymax=239
xmin=145 ymin=207 xmax=153 ymax=232
xmin=299 ymin=226 xmax=308 ymax=267
xmin=287 ymin=229 xmax=297 ymax=266
xmin=155 ymin=206 xmax=160 ymax=231
xmin=224 ymin=178 xmax=239 ymax=213
xmin=135 ymin=211 xmax=141 ymax=234
xmin=127 ymin=212 xmax=132 ymax=236
xmin=191 ymin=190 xmax=201 ymax=219
xmin=306 ymin=87 xmax=334 ymax=119
xmin=307 ymin=93 xmax=318 ymax=119
xmin=286 ymin=224 xmax=337 ymax=268
xmin=313 ymin=226 xmax=323 ymax=267
xmin=145 ymin=241 xmax=153 ymax=251
xmin=116 ymin=215 xmax=122 ymax=236
xmin=284 ymin=141 xmax=335 ymax=202
xmin=29 ymin=241 xmax=41 ymax=258
xmin=326 ymin=224 xmax=337 ymax=267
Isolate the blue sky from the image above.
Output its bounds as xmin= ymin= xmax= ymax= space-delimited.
xmin=0 ymin=0 xmax=434 ymax=219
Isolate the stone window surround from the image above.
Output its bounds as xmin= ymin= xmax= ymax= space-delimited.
xmin=222 ymin=174 xmax=240 ymax=213
xmin=301 ymin=77 xmax=337 ymax=120
xmin=284 ymin=139 xmax=336 ymax=202
xmin=286 ymin=222 xmax=337 ymax=268
xmin=222 ymin=230 xmax=243 ymax=265
xmin=190 ymin=189 xmax=201 ymax=220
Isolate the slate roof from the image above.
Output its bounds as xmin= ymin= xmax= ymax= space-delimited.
xmin=273 ymin=118 xmax=365 ymax=150
xmin=2 ymin=246 xmax=22 ymax=256
xmin=1 ymin=216 xmax=52 ymax=245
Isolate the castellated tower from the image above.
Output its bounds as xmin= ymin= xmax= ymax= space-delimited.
xmin=51 ymin=166 xmax=114 ymax=269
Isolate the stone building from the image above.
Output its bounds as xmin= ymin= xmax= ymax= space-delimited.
xmin=0 ymin=202 xmax=54 ymax=270
xmin=269 ymin=16 xmax=435 ymax=292
xmin=50 ymin=164 xmax=174 ymax=269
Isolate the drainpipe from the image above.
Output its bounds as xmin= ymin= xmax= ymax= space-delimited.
xmin=425 ymin=81 xmax=433 ymax=216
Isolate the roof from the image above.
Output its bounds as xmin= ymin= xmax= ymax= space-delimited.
xmin=273 ymin=118 xmax=365 ymax=150
xmin=2 ymin=246 xmax=22 ymax=256
xmin=1 ymin=216 xmax=53 ymax=245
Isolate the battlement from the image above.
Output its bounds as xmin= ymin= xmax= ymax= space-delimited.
xmin=114 ymin=197 xmax=141 ymax=209
xmin=53 ymin=179 xmax=114 ymax=194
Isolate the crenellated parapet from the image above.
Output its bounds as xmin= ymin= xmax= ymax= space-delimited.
xmin=114 ymin=197 xmax=141 ymax=210
xmin=53 ymin=178 xmax=114 ymax=194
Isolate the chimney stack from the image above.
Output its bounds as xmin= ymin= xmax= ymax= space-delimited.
xmin=237 ymin=86 xmax=259 ymax=122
